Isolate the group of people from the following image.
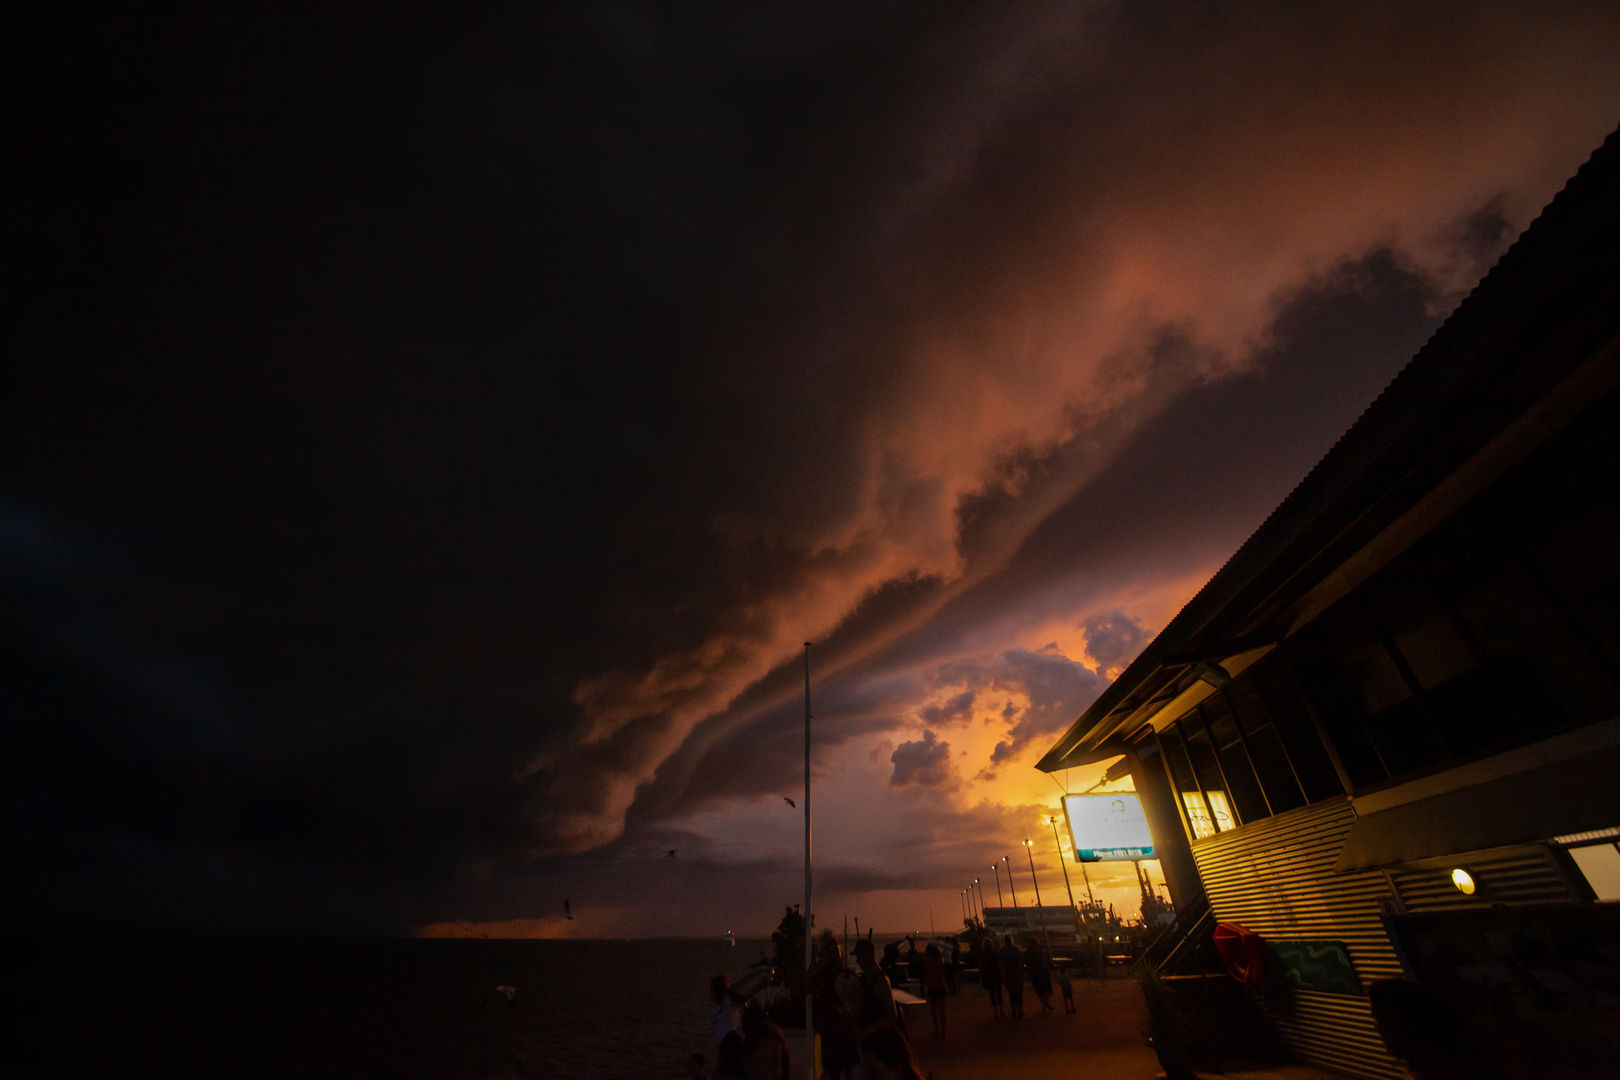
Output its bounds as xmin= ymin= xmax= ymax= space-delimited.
xmin=973 ymin=933 xmax=1076 ymax=1019
xmin=698 ymin=933 xmax=928 ymax=1080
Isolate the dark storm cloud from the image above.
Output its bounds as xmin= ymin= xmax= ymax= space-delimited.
xmin=1083 ymin=610 xmax=1149 ymax=674
xmin=5 ymin=3 xmax=1619 ymax=931
xmin=889 ymin=731 xmax=954 ymax=788
xmin=919 ymin=689 xmax=977 ymax=728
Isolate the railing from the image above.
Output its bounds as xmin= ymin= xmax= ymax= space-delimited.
xmin=1139 ymin=896 xmax=1217 ymax=976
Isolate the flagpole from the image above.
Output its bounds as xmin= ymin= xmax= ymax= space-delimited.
xmin=803 ymin=642 xmax=813 ymax=1043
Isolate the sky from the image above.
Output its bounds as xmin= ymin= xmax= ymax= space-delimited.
xmin=6 ymin=3 xmax=1620 ymax=937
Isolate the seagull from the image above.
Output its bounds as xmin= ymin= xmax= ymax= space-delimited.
xmin=563 ymin=899 xmax=573 ymax=920
xmin=783 ymin=797 xmax=796 ymax=809
xmin=667 ymin=849 xmax=677 ymax=858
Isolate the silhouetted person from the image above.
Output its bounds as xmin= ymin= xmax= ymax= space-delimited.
xmin=1056 ymin=964 xmax=1076 ymax=1013
xmin=1368 ymin=979 xmax=1500 ymax=1080
xmin=999 ymin=934 xmax=1026 ymax=1018
xmin=922 ymin=942 xmax=947 ymax=1038
xmin=1025 ymin=936 xmax=1054 ymax=1013
xmin=853 ymin=938 xmax=898 ymax=1039
xmin=809 ymin=934 xmax=858 ymax=1080
xmin=978 ymin=936 xmax=1005 ymax=1018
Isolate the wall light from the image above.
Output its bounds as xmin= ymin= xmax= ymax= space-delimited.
xmin=1450 ymin=868 xmax=1476 ymax=895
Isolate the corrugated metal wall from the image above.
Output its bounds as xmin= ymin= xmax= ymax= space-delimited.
xmin=1191 ymin=796 xmax=1407 ymax=1080
xmin=1389 ymin=844 xmax=1575 ymax=913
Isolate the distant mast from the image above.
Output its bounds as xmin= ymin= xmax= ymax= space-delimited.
xmin=803 ymin=642 xmax=813 ymax=1041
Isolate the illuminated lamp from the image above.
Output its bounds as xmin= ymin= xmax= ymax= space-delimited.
xmin=1450 ymin=868 xmax=1476 ymax=895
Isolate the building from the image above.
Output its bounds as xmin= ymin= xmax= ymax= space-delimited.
xmin=1038 ymin=127 xmax=1620 ymax=1078
xmin=979 ymin=904 xmax=1082 ymax=940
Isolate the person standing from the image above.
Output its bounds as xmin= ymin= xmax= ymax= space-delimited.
xmin=853 ymin=938 xmax=898 ymax=1039
xmin=999 ymin=934 xmax=1026 ymax=1019
xmin=922 ymin=942 xmax=948 ymax=1039
xmin=809 ymin=934 xmax=859 ymax=1080
xmin=1025 ymin=936 xmax=1054 ymax=1014
xmin=979 ymin=936 xmax=1005 ymax=1018
xmin=1056 ymin=965 xmax=1076 ymax=1014
xmin=941 ymin=936 xmax=958 ymax=993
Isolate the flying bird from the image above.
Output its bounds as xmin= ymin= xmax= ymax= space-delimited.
xmin=563 ymin=899 xmax=572 ymax=920
xmin=783 ymin=797 xmax=795 ymax=808
xmin=667 ymin=849 xmax=677 ymax=858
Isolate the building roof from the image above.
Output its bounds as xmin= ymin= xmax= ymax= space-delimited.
xmin=1038 ymin=123 xmax=1620 ymax=774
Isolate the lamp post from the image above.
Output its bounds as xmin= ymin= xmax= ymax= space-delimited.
xmin=1046 ymin=816 xmax=1079 ymax=934
xmin=1023 ymin=838 xmax=1049 ymax=941
xmin=991 ymin=863 xmax=1005 ymax=908
xmin=1004 ymin=855 xmax=1018 ymax=908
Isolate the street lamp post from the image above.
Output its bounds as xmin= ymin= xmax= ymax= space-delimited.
xmin=1004 ymin=855 xmax=1018 ymax=908
xmin=1022 ymin=838 xmax=1049 ymax=942
xmin=991 ymin=863 xmax=1005 ymax=908
xmin=1046 ymin=816 xmax=1079 ymax=935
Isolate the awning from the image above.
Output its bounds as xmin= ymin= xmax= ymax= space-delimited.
xmin=1334 ymin=742 xmax=1620 ymax=872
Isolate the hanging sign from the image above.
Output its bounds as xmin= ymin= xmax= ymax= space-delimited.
xmin=1062 ymin=793 xmax=1156 ymax=862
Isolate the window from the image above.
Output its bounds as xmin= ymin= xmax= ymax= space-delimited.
xmin=1248 ymin=659 xmax=1346 ymax=802
xmin=1568 ymin=843 xmax=1620 ymax=901
xmin=1157 ymin=725 xmax=1220 ymax=839
xmin=1177 ymin=717 xmax=1236 ymax=828
xmin=1286 ymin=632 xmax=1388 ymax=788
xmin=1197 ymin=701 xmax=1271 ymax=823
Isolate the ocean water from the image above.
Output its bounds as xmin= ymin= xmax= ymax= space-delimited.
xmin=20 ymin=937 xmax=774 ymax=1079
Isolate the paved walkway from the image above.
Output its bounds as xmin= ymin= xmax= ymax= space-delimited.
xmin=902 ymin=977 xmax=1352 ymax=1080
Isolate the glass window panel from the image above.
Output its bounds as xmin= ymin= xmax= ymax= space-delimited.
xmin=1220 ymin=678 xmax=1307 ymax=815
xmin=1241 ymin=724 xmax=1307 ymax=815
xmin=1178 ymin=718 xmax=1233 ymax=829
xmin=1246 ymin=661 xmax=1344 ymax=801
xmin=1201 ymin=704 xmax=1271 ymax=823
xmin=1286 ymin=631 xmax=1387 ymax=788
xmin=1203 ymin=790 xmax=1236 ymax=835
xmin=1368 ymin=569 xmax=1479 ymax=692
xmin=1417 ymin=662 xmax=1527 ymax=758
xmin=1318 ymin=602 xmax=1412 ymax=715
xmin=1506 ymin=389 xmax=1620 ymax=664
xmin=1360 ymin=696 xmax=1447 ymax=778
xmin=1569 ymin=843 xmax=1620 ymax=901
xmin=1454 ymin=563 xmax=1620 ymax=727
xmin=1179 ymin=791 xmax=1220 ymax=840
xmin=1156 ymin=727 xmax=1211 ymax=838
